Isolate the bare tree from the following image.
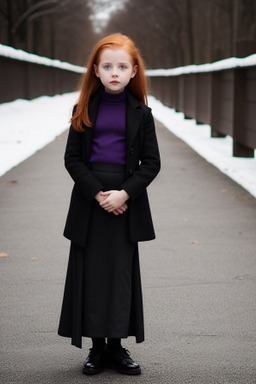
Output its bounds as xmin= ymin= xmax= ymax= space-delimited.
xmin=0 ymin=0 xmax=98 ymax=65
xmin=1 ymin=0 xmax=255 ymax=67
xmin=1 ymin=0 xmax=66 ymax=47
xmin=101 ymin=0 xmax=256 ymax=67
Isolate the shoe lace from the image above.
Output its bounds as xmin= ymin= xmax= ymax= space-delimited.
xmin=116 ymin=347 xmax=131 ymax=359
xmin=88 ymin=347 xmax=104 ymax=359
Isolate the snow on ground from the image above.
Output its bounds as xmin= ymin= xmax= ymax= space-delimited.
xmin=0 ymin=92 xmax=79 ymax=176
xmin=0 ymin=92 xmax=255 ymax=198
xmin=148 ymin=96 xmax=256 ymax=198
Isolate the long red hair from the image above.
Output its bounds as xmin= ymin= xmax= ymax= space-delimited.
xmin=71 ymin=33 xmax=147 ymax=132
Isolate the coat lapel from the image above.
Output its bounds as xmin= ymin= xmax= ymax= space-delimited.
xmin=84 ymin=90 xmax=101 ymax=161
xmin=126 ymin=91 xmax=143 ymax=150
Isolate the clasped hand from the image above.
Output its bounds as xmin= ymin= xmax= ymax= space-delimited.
xmin=95 ymin=189 xmax=129 ymax=216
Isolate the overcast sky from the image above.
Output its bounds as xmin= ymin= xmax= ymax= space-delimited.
xmin=88 ymin=0 xmax=127 ymax=32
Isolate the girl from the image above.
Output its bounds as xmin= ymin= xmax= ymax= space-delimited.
xmin=58 ymin=33 xmax=160 ymax=376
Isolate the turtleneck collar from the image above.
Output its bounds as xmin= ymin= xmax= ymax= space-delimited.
xmin=101 ymin=88 xmax=126 ymax=103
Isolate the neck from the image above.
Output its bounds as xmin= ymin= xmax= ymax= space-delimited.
xmin=101 ymin=88 xmax=126 ymax=103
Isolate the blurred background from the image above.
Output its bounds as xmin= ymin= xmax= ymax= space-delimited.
xmin=0 ymin=0 xmax=256 ymax=177
xmin=1 ymin=0 xmax=256 ymax=69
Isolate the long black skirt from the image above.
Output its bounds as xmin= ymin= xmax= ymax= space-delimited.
xmin=58 ymin=163 xmax=144 ymax=348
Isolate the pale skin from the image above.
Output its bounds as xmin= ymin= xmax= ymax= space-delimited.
xmin=93 ymin=48 xmax=138 ymax=216
xmin=95 ymin=190 xmax=129 ymax=216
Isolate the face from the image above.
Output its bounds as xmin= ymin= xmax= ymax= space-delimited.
xmin=94 ymin=48 xmax=138 ymax=94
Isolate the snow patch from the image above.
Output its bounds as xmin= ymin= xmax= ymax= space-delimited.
xmin=2 ymin=43 xmax=255 ymax=76
xmin=146 ymin=54 xmax=256 ymax=76
xmin=0 ymin=44 xmax=84 ymax=73
xmin=0 ymin=92 xmax=79 ymax=176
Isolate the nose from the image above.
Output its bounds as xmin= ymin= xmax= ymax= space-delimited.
xmin=112 ymin=67 xmax=118 ymax=77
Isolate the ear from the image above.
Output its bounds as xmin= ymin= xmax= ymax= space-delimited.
xmin=93 ymin=64 xmax=100 ymax=77
xmin=131 ymin=65 xmax=138 ymax=79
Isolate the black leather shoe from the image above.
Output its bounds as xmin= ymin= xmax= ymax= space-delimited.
xmin=82 ymin=347 xmax=105 ymax=375
xmin=106 ymin=346 xmax=141 ymax=375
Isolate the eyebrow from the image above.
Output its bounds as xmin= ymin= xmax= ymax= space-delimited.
xmin=101 ymin=61 xmax=130 ymax=65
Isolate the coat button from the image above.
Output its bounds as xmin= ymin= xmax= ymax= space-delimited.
xmin=129 ymin=147 xmax=134 ymax=154
xmin=128 ymin=169 xmax=133 ymax=175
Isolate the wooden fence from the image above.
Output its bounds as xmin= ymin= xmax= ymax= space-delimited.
xmin=0 ymin=44 xmax=83 ymax=104
xmin=147 ymin=57 xmax=256 ymax=158
xmin=1 ymin=44 xmax=255 ymax=158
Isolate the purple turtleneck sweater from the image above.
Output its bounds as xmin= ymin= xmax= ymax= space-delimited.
xmin=90 ymin=89 xmax=126 ymax=165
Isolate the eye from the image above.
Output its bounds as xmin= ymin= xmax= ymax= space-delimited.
xmin=120 ymin=65 xmax=127 ymax=70
xmin=103 ymin=65 xmax=111 ymax=70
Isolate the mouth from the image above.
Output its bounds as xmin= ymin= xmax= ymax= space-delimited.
xmin=110 ymin=81 xmax=120 ymax=85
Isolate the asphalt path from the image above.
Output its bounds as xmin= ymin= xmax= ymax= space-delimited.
xmin=1 ymin=120 xmax=256 ymax=384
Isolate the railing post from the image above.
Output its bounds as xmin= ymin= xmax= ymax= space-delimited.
xmin=233 ymin=68 xmax=254 ymax=157
xmin=211 ymin=72 xmax=226 ymax=138
xmin=170 ymin=76 xmax=178 ymax=109
xmin=173 ymin=77 xmax=179 ymax=111
xmin=177 ymin=75 xmax=184 ymax=112
xmin=195 ymin=73 xmax=211 ymax=125
xmin=184 ymin=74 xmax=196 ymax=119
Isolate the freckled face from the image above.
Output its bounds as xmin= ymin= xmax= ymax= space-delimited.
xmin=94 ymin=48 xmax=138 ymax=94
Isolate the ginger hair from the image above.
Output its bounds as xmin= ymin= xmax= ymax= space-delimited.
xmin=71 ymin=33 xmax=147 ymax=132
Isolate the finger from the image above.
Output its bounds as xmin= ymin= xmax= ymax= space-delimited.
xmin=101 ymin=190 xmax=114 ymax=195
xmin=100 ymin=200 xmax=109 ymax=208
xmin=102 ymin=204 xmax=111 ymax=211
xmin=115 ymin=208 xmax=124 ymax=214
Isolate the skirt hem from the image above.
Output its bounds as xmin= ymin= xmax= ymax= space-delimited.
xmin=58 ymin=331 xmax=144 ymax=349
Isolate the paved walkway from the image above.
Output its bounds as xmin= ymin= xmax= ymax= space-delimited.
xmin=1 ymin=120 xmax=256 ymax=384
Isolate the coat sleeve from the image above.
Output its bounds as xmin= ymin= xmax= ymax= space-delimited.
xmin=121 ymin=108 xmax=161 ymax=200
xmin=64 ymin=125 xmax=104 ymax=202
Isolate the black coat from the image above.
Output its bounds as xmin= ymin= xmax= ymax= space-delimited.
xmin=63 ymin=89 xmax=161 ymax=247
